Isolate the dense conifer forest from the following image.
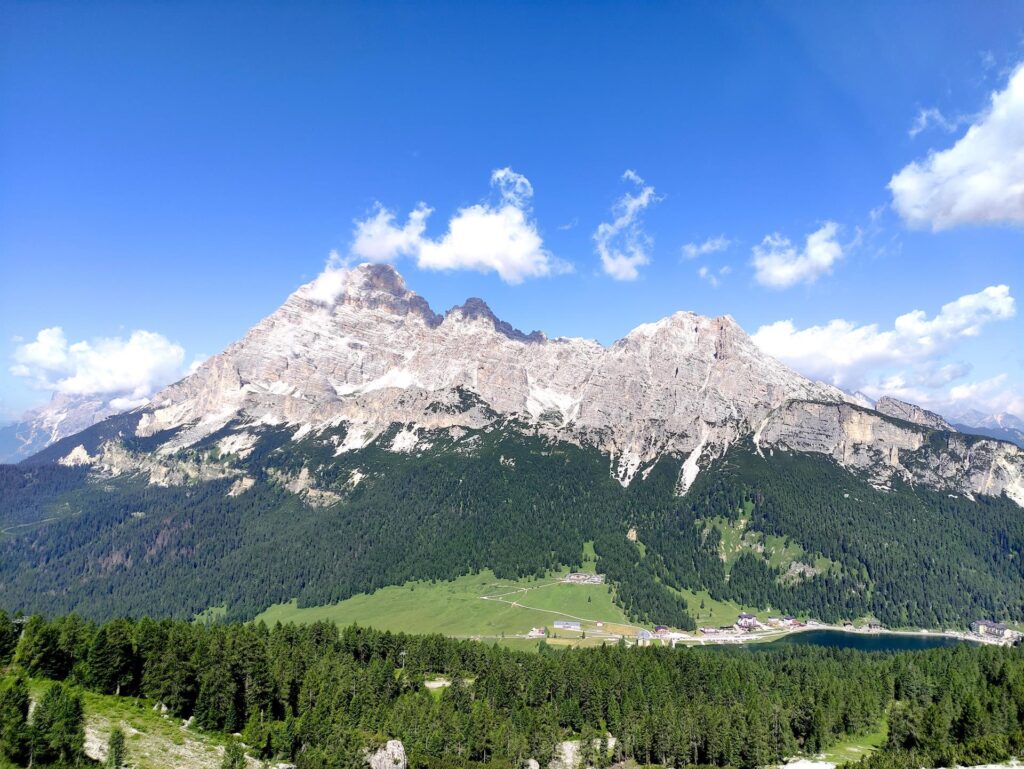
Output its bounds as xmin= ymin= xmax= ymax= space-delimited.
xmin=2 ymin=610 xmax=1024 ymax=768
xmin=2 ymin=427 xmax=1023 ymax=629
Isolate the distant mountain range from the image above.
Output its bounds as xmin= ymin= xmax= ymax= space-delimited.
xmin=0 ymin=393 xmax=118 ymax=463
xmin=2 ymin=263 xmax=1024 ymax=629
xmin=947 ymin=409 xmax=1024 ymax=448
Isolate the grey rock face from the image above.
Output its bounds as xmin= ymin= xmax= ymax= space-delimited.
xmin=135 ymin=263 xmax=845 ymax=488
xmin=366 ymin=740 xmax=406 ymax=769
xmin=59 ymin=262 xmax=1022 ymax=507
xmin=757 ymin=401 xmax=1024 ymax=505
xmin=875 ymin=396 xmax=955 ymax=431
xmin=0 ymin=393 xmax=119 ymax=463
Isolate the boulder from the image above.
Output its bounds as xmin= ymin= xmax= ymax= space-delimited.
xmin=366 ymin=739 xmax=407 ymax=769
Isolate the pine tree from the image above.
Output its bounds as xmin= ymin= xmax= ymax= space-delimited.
xmin=0 ymin=674 xmax=30 ymax=763
xmin=107 ymin=726 xmax=127 ymax=768
xmin=30 ymin=682 xmax=85 ymax=766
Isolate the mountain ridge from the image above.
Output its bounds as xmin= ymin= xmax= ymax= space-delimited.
xmin=34 ymin=262 xmax=1020 ymax=506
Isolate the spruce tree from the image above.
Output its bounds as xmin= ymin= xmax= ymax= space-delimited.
xmin=107 ymin=726 xmax=126 ymax=768
xmin=0 ymin=674 xmax=30 ymax=763
xmin=0 ymin=611 xmax=18 ymax=667
xmin=31 ymin=682 xmax=85 ymax=766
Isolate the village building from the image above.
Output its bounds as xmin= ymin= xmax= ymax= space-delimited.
xmin=972 ymin=619 xmax=1011 ymax=638
xmin=737 ymin=613 xmax=759 ymax=629
xmin=637 ymin=629 xmax=653 ymax=647
xmin=527 ymin=627 xmax=546 ymax=638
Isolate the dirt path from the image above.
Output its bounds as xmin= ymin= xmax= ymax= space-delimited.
xmin=478 ymin=580 xmax=645 ymax=632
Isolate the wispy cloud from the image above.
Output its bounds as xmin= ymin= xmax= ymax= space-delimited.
xmin=682 ymin=235 xmax=731 ymax=259
xmin=907 ymin=107 xmax=972 ymax=138
xmin=594 ymin=170 xmax=660 ymax=281
xmin=697 ymin=264 xmax=731 ymax=288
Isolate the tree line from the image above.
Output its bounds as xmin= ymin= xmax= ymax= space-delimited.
xmin=3 ymin=609 xmax=1024 ymax=768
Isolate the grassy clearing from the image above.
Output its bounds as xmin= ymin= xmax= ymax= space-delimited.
xmin=254 ymin=568 xmax=635 ymax=639
xmin=669 ymin=587 xmax=771 ymax=629
xmin=27 ymin=679 xmax=237 ymax=769
xmin=581 ymin=540 xmax=598 ymax=573
xmin=700 ymin=516 xmax=838 ymax=578
xmin=193 ymin=605 xmax=226 ymax=624
xmin=818 ymin=714 xmax=888 ymax=764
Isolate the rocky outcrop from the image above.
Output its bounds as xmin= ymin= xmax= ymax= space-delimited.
xmin=876 ymin=396 xmax=955 ymax=432
xmin=366 ymin=740 xmax=406 ymax=769
xmin=757 ymin=401 xmax=1024 ymax=506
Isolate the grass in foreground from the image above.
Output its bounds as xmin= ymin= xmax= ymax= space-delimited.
xmin=26 ymin=679 xmax=233 ymax=769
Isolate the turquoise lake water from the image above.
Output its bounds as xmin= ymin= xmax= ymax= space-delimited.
xmin=752 ymin=629 xmax=976 ymax=652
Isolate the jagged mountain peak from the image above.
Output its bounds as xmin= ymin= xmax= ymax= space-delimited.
xmin=445 ymin=297 xmax=546 ymax=343
xmin=292 ymin=262 xmax=442 ymax=326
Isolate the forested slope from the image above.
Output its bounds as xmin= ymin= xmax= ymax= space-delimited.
xmin=2 ymin=428 xmax=1023 ymax=628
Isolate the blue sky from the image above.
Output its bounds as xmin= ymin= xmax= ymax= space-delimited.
xmin=1 ymin=1 xmax=1023 ymax=420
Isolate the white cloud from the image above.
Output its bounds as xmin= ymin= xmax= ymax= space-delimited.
xmin=348 ymin=168 xmax=567 ymax=284
xmin=682 ymin=235 xmax=731 ymax=259
xmin=10 ymin=327 xmax=187 ymax=405
xmin=594 ymin=170 xmax=659 ymax=281
xmin=351 ymin=207 xmax=429 ymax=264
xmin=890 ymin=62 xmax=1024 ymax=229
xmin=751 ymin=221 xmax=844 ymax=289
xmin=753 ymin=284 xmax=1015 ymax=391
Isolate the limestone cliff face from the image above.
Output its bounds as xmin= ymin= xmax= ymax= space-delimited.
xmin=875 ymin=396 xmax=956 ymax=432
xmin=134 ymin=263 xmax=846 ymax=487
xmin=757 ymin=401 xmax=1024 ymax=506
xmin=54 ymin=262 xmax=1024 ymax=507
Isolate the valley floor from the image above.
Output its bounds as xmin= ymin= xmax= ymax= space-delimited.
xmin=249 ymin=568 xmax=1004 ymax=651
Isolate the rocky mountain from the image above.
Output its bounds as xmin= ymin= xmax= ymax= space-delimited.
xmin=44 ymin=262 xmax=1024 ymax=507
xmin=6 ymin=262 xmax=1024 ymax=628
xmin=0 ymin=393 xmax=121 ymax=463
xmin=875 ymin=395 xmax=956 ymax=432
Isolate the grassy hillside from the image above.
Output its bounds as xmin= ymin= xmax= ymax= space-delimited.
xmin=24 ymin=678 xmax=237 ymax=769
xmin=255 ymin=568 xmax=636 ymax=641
xmin=252 ymin=565 xmax=772 ymax=647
